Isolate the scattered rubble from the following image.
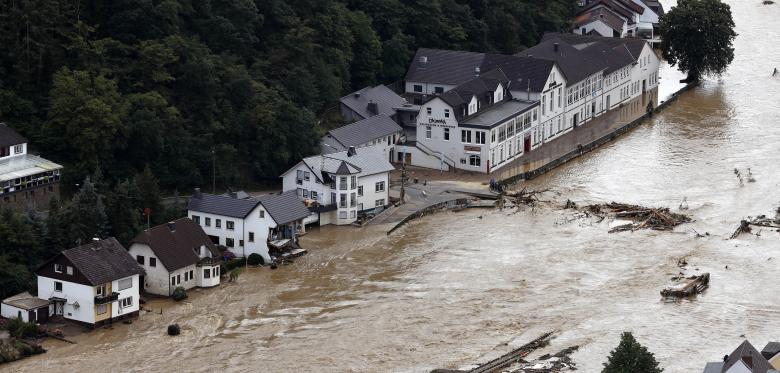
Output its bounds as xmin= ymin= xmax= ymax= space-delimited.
xmin=502 ymin=346 xmax=579 ymax=373
xmin=583 ymin=202 xmax=692 ymax=233
xmin=730 ymin=210 xmax=780 ymax=239
xmin=661 ymin=273 xmax=710 ymax=298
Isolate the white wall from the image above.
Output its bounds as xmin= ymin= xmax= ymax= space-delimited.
xmin=395 ymin=144 xmax=452 ymax=171
xmin=196 ymin=265 xmax=220 ymax=288
xmin=1 ymin=303 xmax=31 ymax=322
xmin=577 ymin=20 xmax=619 ymax=38
xmin=724 ymin=360 xmax=751 ymax=373
xmin=189 ymin=206 xmax=276 ymax=262
xmin=37 ymin=276 xmax=95 ymax=324
xmin=282 ymin=162 xmax=331 ymax=205
xmin=357 ymin=172 xmax=390 ymax=210
xmin=128 ymin=243 xmax=170 ymax=296
xmin=111 ymin=274 xmax=140 ymax=319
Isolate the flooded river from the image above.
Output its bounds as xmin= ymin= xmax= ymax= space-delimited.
xmin=8 ymin=1 xmax=780 ymax=372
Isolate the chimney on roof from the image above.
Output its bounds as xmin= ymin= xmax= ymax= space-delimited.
xmin=347 ymin=146 xmax=357 ymax=157
xmin=367 ymin=100 xmax=378 ymax=115
xmin=229 ymin=191 xmax=238 ymax=199
xmin=419 ymin=56 xmax=428 ymax=64
xmin=168 ymin=222 xmax=176 ymax=232
xmin=554 ymin=43 xmax=559 ymax=52
xmin=193 ymin=188 xmax=202 ymax=199
xmin=475 ymin=67 xmax=481 ymax=77
xmin=354 ymin=92 xmax=361 ymax=98
xmin=92 ymin=237 xmax=100 ymax=241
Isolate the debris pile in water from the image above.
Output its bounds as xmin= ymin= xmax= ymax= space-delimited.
xmin=583 ymin=202 xmax=692 ymax=233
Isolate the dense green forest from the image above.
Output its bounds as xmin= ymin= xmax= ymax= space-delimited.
xmin=0 ymin=0 xmax=577 ymax=299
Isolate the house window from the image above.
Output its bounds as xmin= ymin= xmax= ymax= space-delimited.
xmin=461 ymin=130 xmax=471 ymax=143
xmin=351 ymin=176 xmax=357 ymax=189
xmin=54 ymin=281 xmax=63 ymax=292
xmin=443 ymin=128 xmax=450 ymax=141
xmin=205 ymin=217 xmax=211 ymax=226
xmin=204 ymin=268 xmax=211 ymax=279
xmin=97 ymin=304 xmax=107 ymax=314
xmin=339 ymin=211 xmax=347 ymax=219
xmin=350 ymin=210 xmax=356 ymax=219
xmin=150 ymin=257 xmax=156 ymax=267
xmin=340 ymin=193 xmax=347 ymax=208
xmin=469 ymin=155 xmax=481 ymax=167
xmin=97 ymin=284 xmax=106 ymax=296
xmin=226 ymin=221 xmax=234 ymax=230
xmin=55 ymin=263 xmax=63 ymax=273
xmin=239 ymin=239 xmax=244 ymax=246
xmin=184 ymin=271 xmax=189 ymax=282
xmin=171 ymin=276 xmax=176 ymax=286
xmin=249 ymin=232 xmax=255 ymax=242
xmin=213 ymin=267 xmax=219 ymax=277
xmin=119 ymin=297 xmax=133 ymax=308
xmin=189 ymin=270 xmax=193 ymax=280
xmin=118 ymin=277 xmax=132 ymax=290
xmin=304 ymin=171 xmax=310 ymax=181
xmin=426 ymin=107 xmax=432 ymax=115
xmin=434 ymin=86 xmax=444 ymax=94
xmin=192 ymin=215 xmax=200 ymax=224
xmin=177 ymin=274 xmax=181 ymax=284
xmin=311 ymin=191 xmax=318 ymax=200
xmin=425 ymin=126 xmax=431 ymax=139
xmin=259 ymin=210 xmax=264 ymax=218
xmin=444 ymin=109 xmax=450 ymax=118
xmin=226 ymin=238 xmax=234 ymax=247
xmin=331 ymin=192 xmax=336 ymax=205
xmin=136 ymin=255 xmax=145 ymax=265
xmin=13 ymin=145 xmax=22 ymax=154
xmin=216 ymin=219 xmax=221 ymax=228
xmin=339 ymin=176 xmax=347 ymax=190
xmin=375 ymin=199 xmax=385 ymax=207
xmin=357 ymin=186 xmax=363 ymax=196
xmin=350 ymin=193 xmax=356 ymax=207
xmin=66 ymin=266 xmax=73 ymax=275
xmin=375 ymin=181 xmax=385 ymax=192
xmin=414 ymin=84 xmax=423 ymax=92
xmin=303 ymin=189 xmax=309 ymax=198
xmin=296 ymin=170 xmax=303 ymax=184
xmin=476 ymin=131 xmax=486 ymax=144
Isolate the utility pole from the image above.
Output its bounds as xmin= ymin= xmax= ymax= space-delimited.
xmin=212 ymin=148 xmax=216 ymax=194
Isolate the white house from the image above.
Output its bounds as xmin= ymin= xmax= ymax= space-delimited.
xmin=35 ymin=238 xmax=144 ymax=328
xmin=573 ymin=6 xmax=628 ymax=38
xmin=1 ymin=292 xmax=50 ymax=323
xmin=128 ymin=218 xmax=221 ymax=297
xmin=281 ymin=146 xmax=394 ymax=226
xmin=187 ymin=190 xmax=311 ymax=263
xmin=0 ymin=123 xmax=63 ymax=211
xmin=322 ymin=114 xmax=403 ymax=163
xmin=339 ymin=85 xmax=407 ymax=123
xmin=577 ymin=0 xmax=658 ymax=39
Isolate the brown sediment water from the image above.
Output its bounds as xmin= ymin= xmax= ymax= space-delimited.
xmin=8 ymin=1 xmax=780 ymax=372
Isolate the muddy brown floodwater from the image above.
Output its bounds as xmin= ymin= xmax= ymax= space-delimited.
xmin=8 ymin=1 xmax=780 ymax=372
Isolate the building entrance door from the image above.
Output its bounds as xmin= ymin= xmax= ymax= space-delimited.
xmin=55 ymin=301 xmax=64 ymax=316
xmin=573 ymin=113 xmax=579 ymax=128
xmin=524 ymin=136 xmax=531 ymax=153
xmin=606 ymin=96 xmax=611 ymax=110
xmin=642 ymin=80 xmax=647 ymax=93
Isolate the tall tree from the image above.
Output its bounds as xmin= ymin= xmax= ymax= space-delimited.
xmin=603 ymin=332 xmax=663 ymax=373
xmin=660 ymin=0 xmax=736 ymax=82
xmin=68 ymin=177 xmax=110 ymax=243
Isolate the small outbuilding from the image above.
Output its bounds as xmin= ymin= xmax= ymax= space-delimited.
xmin=1 ymin=291 xmax=51 ymax=323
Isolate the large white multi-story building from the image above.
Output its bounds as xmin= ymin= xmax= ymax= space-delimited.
xmin=187 ymin=190 xmax=311 ymax=263
xmin=35 ymin=238 xmax=144 ymax=327
xmin=0 ymin=123 xmax=63 ymax=211
xmin=398 ymin=32 xmax=659 ymax=174
xmin=281 ymin=147 xmax=394 ymax=226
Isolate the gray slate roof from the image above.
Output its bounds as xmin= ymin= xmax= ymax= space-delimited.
xmin=340 ymin=85 xmax=406 ymax=120
xmin=61 ymin=238 xmax=145 ymax=286
xmin=763 ymin=342 xmax=780 ymax=360
xmin=131 ymin=218 xmax=218 ymax=271
xmin=257 ymin=191 xmax=311 ymax=225
xmin=188 ymin=193 xmax=260 ymax=218
xmin=299 ymin=147 xmax=394 ymax=182
xmin=517 ymin=37 xmax=608 ymax=84
xmin=405 ymin=48 xmax=554 ymax=93
xmin=724 ymin=340 xmax=772 ymax=373
xmin=702 ymin=362 xmax=724 ymax=373
xmin=325 ymin=115 xmax=402 ymax=149
xmin=0 ymin=123 xmax=27 ymax=148
xmin=460 ymin=100 xmax=539 ymax=129
xmin=541 ymin=32 xmax=648 ymax=74
xmin=439 ymin=68 xmax=509 ymax=109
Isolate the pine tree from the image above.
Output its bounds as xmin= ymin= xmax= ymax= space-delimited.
xmin=69 ymin=177 xmax=110 ymax=243
xmin=603 ymin=332 xmax=663 ymax=373
xmin=135 ymin=165 xmax=162 ymax=225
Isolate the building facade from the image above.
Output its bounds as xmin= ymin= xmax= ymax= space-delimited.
xmin=128 ymin=218 xmax=221 ymax=296
xmin=281 ymin=147 xmax=394 ymax=225
xmin=187 ymin=190 xmax=310 ymax=263
xmin=0 ymin=123 xmax=62 ymax=211
xmin=35 ymin=238 xmax=144 ymax=327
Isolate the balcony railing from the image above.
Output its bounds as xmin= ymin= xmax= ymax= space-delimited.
xmin=94 ymin=291 xmax=119 ymax=305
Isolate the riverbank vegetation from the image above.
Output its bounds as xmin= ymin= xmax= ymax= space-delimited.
xmin=659 ymin=0 xmax=737 ymax=82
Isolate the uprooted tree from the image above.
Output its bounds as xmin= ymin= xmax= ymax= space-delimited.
xmin=660 ymin=0 xmax=737 ymax=82
xmin=603 ymin=332 xmax=663 ymax=373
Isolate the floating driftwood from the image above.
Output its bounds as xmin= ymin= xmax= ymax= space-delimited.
xmin=730 ymin=211 xmax=780 ymax=239
xmin=584 ymin=202 xmax=692 ymax=232
xmin=661 ymin=273 xmax=710 ymax=298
